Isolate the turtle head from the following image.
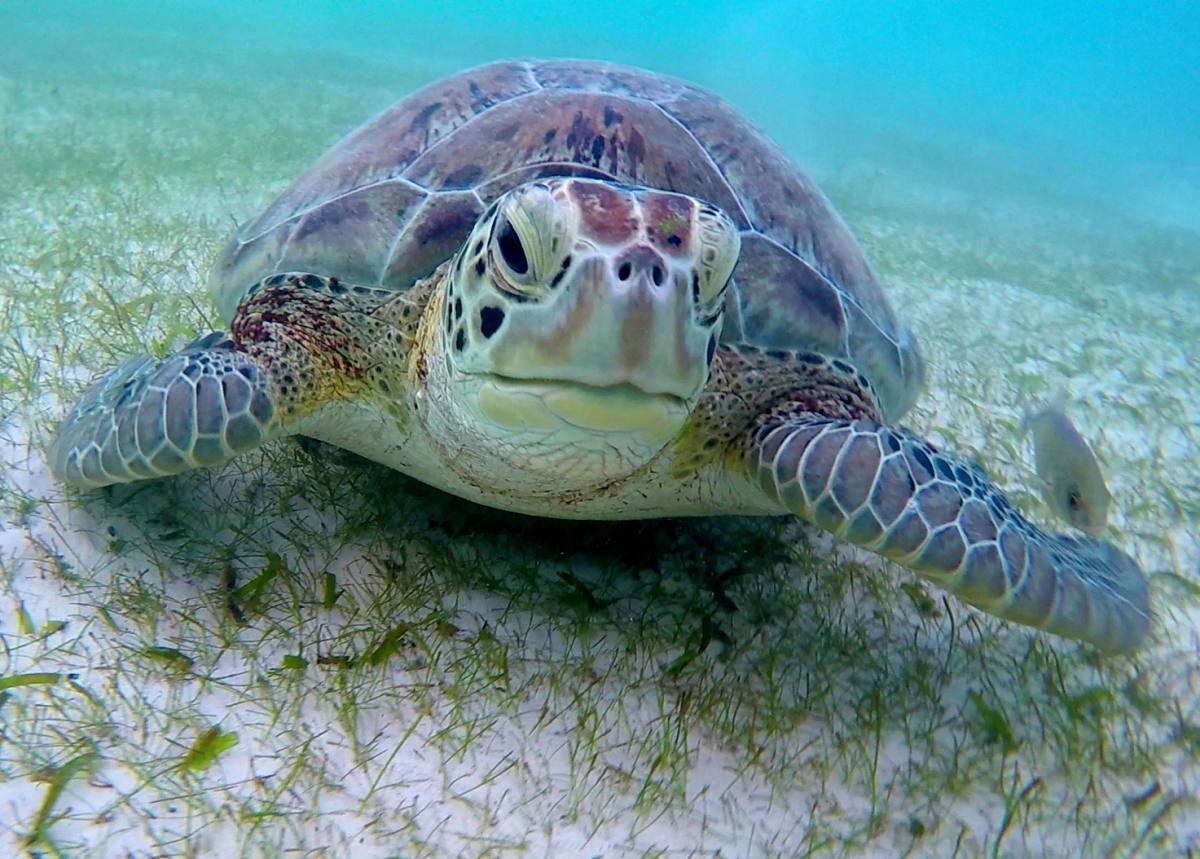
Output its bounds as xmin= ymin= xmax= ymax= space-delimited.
xmin=426 ymin=177 xmax=739 ymax=491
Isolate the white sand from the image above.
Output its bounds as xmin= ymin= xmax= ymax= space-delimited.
xmin=2 ymin=20 xmax=1198 ymax=858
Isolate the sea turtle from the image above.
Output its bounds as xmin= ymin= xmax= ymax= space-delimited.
xmin=49 ymin=59 xmax=1150 ymax=653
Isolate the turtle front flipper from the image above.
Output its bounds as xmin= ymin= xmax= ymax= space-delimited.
xmin=48 ymin=332 xmax=282 ymax=488
xmin=747 ymin=415 xmax=1151 ymax=654
xmin=49 ymin=272 xmax=419 ymax=489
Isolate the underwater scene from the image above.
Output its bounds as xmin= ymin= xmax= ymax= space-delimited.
xmin=1 ymin=1 xmax=1197 ymax=855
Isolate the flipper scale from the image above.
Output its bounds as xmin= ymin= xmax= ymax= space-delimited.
xmin=751 ymin=415 xmax=1150 ymax=653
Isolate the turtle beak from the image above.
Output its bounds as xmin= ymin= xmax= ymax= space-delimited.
xmin=484 ymin=251 xmax=712 ymax=401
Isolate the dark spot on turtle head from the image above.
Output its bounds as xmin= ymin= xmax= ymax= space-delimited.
xmin=328 ymin=276 xmax=346 ymax=294
xmin=832 ymin=358 xmax=854 ymax=376
xmin=473 ymin=239 xmax=484 ymax=256
xmin=765 ymin=349 xmax=790 ymax=361
xmin=882 ymin=429 xmax=901 ymax=453
xmin=543 ymin=128 xmax=557 ymax=145
xmin=453 ymin=297 xmax=463 ymax=320
xmin=494 ymin=122 xmax=520 ymax=142
xmin=409 ymin=101 xmax=442 ymax=131
xmin=691 ymin=271 xmax=700 ymax=301
xmin=667 ymin=234 xmax=682 ymax=247
xmin=475 ymin=259 xmax=486 ymax=277
xmin=442 ymin=164 xmax=484 ymax=189
xmin=590 ymin=135 xmax=605 ymax=164
xmin=454 ymin=328 xmax=466 ymax=352
xmin=603 ymin=105 xmax=623 ymax=128
xmin=706 ymin=334 xmax=717 ymax=365
xmin=480 ymin=305 xmax=505 ymax=338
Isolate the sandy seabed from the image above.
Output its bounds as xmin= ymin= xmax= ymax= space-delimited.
xmin=2 ymin=17 xmax=1199 ymax=859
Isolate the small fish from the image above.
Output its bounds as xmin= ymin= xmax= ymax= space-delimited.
xmin=1022 ymin=394 xmax=1112 ymax=535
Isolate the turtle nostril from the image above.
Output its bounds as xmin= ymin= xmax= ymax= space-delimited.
xmin=615 ymin=247 xmax=666 ymax=285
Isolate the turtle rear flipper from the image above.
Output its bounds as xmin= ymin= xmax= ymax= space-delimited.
xmin=49 ymin=334 xmax=281 ymax=488
xmin=747 ymin=415 xmax=1150 ymax=654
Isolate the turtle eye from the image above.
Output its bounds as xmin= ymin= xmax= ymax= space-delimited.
xmin=490 ymin=211 xmax=541 ymax=296
xmin=487 ymin=185 xmax=568 ymax=297
xmin=496 ymin=216 xmax=529 ymax=276
xmin=693 ymin=206 xmax=739 ymax=313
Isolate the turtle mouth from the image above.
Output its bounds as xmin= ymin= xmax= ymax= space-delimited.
xmin=471 ymin=374 xmax=690 ymax=440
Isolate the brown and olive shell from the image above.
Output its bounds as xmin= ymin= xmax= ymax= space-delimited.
xmin=210 ymin=59 xmax=924 ymax=420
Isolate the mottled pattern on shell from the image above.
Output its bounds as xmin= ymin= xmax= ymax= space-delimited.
xmin=209 ymin=59 xmax=924 ymax=420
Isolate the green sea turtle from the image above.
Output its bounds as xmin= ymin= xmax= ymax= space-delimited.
xmin=49 ymin=59 xmax=1150 ymax=653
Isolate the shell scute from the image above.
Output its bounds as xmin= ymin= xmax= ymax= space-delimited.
xmin=530 ymin=59 xmax=688 ymax=103
xmin=261 ymin=61 xmax=536 ymax=227
xmin=474 ymin=163 xmax=613 ymax=203
xmin=663 ymin=88 xmax=878 ymax=290
xmin=379 ymin=190 xmax=484 ymax=290
xmin=286 ymin=182 xmax=427 ymax=288
xmin=729 ymin=233 xmax=847 ymax=355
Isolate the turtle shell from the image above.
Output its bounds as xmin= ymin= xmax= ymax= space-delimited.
xmin=210 ymin=59 xmax=924 ymax=420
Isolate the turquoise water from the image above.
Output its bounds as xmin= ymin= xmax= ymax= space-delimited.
xmin=6 ymin=1 xmax=1198 ymax=229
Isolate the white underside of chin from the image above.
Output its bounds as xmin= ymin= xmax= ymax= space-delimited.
xmin=294 ymin=397 xmax=779 ymax=520
xmin=429 ymin=374 xmax=690 ymax=494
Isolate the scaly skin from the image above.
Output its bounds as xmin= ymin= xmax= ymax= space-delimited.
xmin=48 ymin=273 xmax=428 ymax=488
xmin=48 ymin=336 xmax=280 ymax=488
xmin=746 ymin=413 xmax=1149 ymax=654
xmin=676 ymin=344 xmax=1150 ymax=654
